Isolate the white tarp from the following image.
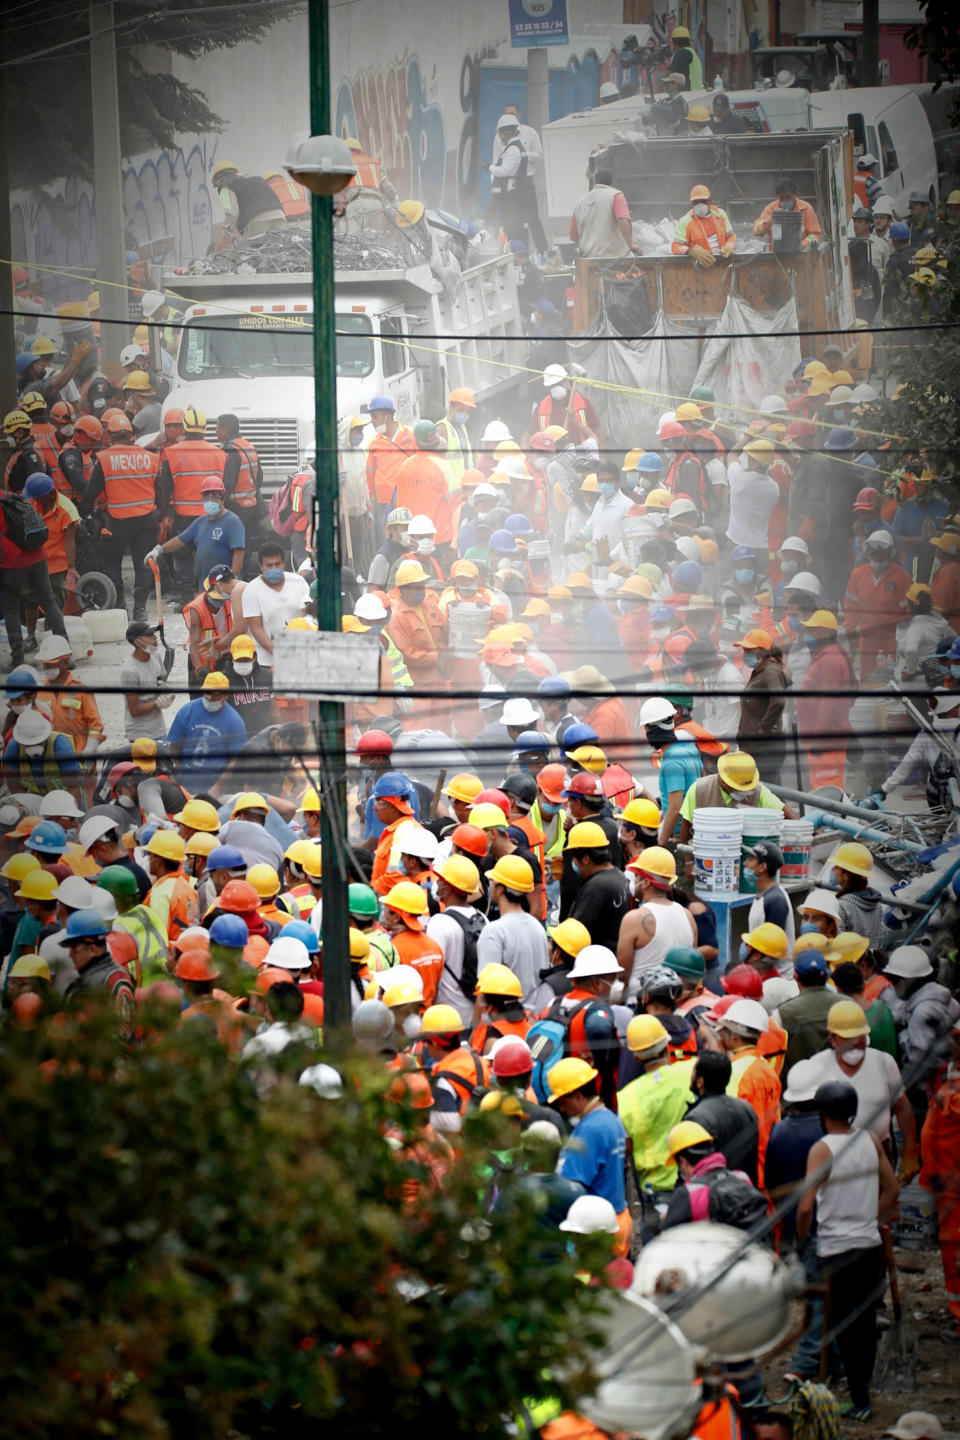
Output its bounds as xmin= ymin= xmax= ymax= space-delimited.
xmin=691 ymin=294 xmax=802 ymax=428
xmin=570 ymin=307 xmax=704 ymax=449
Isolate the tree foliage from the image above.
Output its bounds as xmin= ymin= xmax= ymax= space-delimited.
xmin=0 ymin=1003 xmax=606 ymax=1439
xmin=905 ymin=0 xmax=960 ymax=84
xmin=5 ymin=0 xmax=304 ymax=189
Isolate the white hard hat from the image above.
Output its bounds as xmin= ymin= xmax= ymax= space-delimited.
xmin=140 ymin=290 xmax=166 ymax=318
xmin=568 ymin=944 xmax=621 ymax=980
xmin=872 ymin=197 xmax=895 ymax=216
xmin=760 ymin=394 xmax=787 ymax=414
xmin=39 ymin=789 xmax=84 ymax=819
xmin=884 ymin=945 xmax=934 ymax=980
xmin=89 ymin=886 xmax=117 ymax=921
xmin=669 ymin=497 xmax=699 ymax=519
xmin=266 ymin=936 xmax=312 ymax=971
xmin=599 ymin=81 xmax=621 ymax=100
xmin=355 ymin=592 xmax=388 ymax=622
xmin=375 ymin=963 xmax=424 ymax=997
xmin=13 ymin=709 xmax=52 ymax=746
xmin=480 ymin=420 xmax=511 ymax=444
xmin=761 ymin=976 xmax=797 ymax=1014
xmin=501 ymin=696 xmax=540 ymax=727
xmin=639 ymin=696 xmax=676 ymax=727
xmin=857 ymin=152 xmax=878 ymax=169
xmin=779 ymin=535 xmax=810 ymax=557
xmin=399 ymin=827 xmax=439 ymax=861
xmin=800 ymin=887 xmax=841 ymax=921
xmin=775 ymin=68 xmax=795 ymax=87
xmin=675 ymin=536 xmax=701 ymax=563
xmin=120 ymin=342 xmax=147 ymax=367
xmin=865 ymin=528 xmax=894 ymax=550
xmin=559 ymin=1194 xmax=619 ymax=1235
xmin=36 ymin=633 xmax=72 ymax=663
xmin=473 ymin=483 xmax=498 ymax=500
xmin=721 ymin=997 xmax=770 ymax=1034
xmin=299 ymin=1063 xmax=344 ymax=1098
xmin=542 ymin=364 xmax=568 ymax=388
xmin=53 ymin=874 xmax=98 ymax=908
xmin=782 ymin=1056 xmax=821 ymax=1103
xmin=79 ymin=814 xmax=121 ymax=852
xmin=829 ymin=385 xmax=854 ymax=405
xmin=494 ymin=454 xmax=527 ymax=481
xmin=849 ymin=383 xmax=879 ymax=404
xmin=784 ymin=570 xmax=821 ymax=596
xmin=497 ymin=113 xmax=520 ymax=130
xmin=656 ymin=410 xmax=676 ymax=435
xmin=406 ymin=514 xmax=436 ymax=537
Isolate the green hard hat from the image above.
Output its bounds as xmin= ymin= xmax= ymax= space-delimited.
xmin=690 ymin=385 xmax=715 ymax=402
xmin=96 ymin=863 xmax=139 ymax=898
xmin=664 ymin=683 xmax=694 ymax=714
xmin=663 ymin=945 xmax=706 ymax=980
xmin=348 ymin=882 xmax=379 ymax=919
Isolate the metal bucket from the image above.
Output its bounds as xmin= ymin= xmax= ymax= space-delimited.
xmin=447 ymin=601 xmax=491 ymax=657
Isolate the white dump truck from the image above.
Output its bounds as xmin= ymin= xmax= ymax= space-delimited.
xmin=161 ymin=234 xmax=522 ymax=487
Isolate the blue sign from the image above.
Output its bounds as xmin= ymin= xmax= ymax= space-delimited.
xmin=508 ymin=0 xmax=569 ymax=48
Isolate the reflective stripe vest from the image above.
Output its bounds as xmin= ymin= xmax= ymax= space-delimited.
xmin=434 ymin=416 xmax=472 ymax=480
xmin=32 ymin=422 xmax=61 ymax=474
xmin=114 ymin=903 xmax=170 ymax=982
xmin=182 ymin=592 xmax=232 ymax=674
xmin=166 ymin=439 xmax=227 ymax=516
xmin=17 ymin=733 xmax=72 ymax=793
xmin=147 ymin=871 xmax=199 ymax=942
xmin=98 ymin=443 xmax=160 ymax=517
xmin=432 ymin=1046 xmax=491 ymax=1114
xmin=55 ymin=444 xmax=95 ymax=503
xmin=290 ymin=471 xmax=311 ymax=532
xmin=348 ymin=154 xmax=382 ymax=189
xmin=281 ymin=883 xmax=316 ymax=919
xmin=224 ymin=436 xmax=260 ymax=508
xmin=266 ymin=173 xmax=310 ymax=218
xmin=385 ymin=633 xmax=413 ymax=689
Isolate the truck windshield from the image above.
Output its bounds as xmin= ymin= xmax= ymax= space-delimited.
xmin=178 ymin=312 xmax=374 ymax=379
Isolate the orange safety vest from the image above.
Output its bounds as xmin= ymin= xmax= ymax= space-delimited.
xmin=432 ymin=1046 xmax=491 ymax=1114
xmin=266 ymin=173 xmax=310 ymax=219
xmin=537 ymin=392 xmax=589 ymax=431
xmin=55 ymin=444 xmax=94 ymax=502
xmin=147 ymin=871 xmax=198 ymax=943
xmin=281 ymin=883 xmax=315 ymax=919
xmin=32 ymin=422 xmax=61 ymax=474
xmin=348 ymin=153 xmax=382 ymax=189
xmin=290 ymin=471 xmax=312 ymax=532
xmin=471 ymin=1012 xmax=531 ymax=1054
xmin=182 ymin=592 xmax=233 ymax=673
xmin=224 ymin=435 xmax=260 ymax=509
xmin=166 ymin=439 xmax=227 ymax=516
xmin=97 ymin=443 xmax=160 ymax=517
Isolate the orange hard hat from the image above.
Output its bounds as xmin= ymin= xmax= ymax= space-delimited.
xmin=218 ymin=879 xmax=260 ymax=914
xmin=175 ymin=948 xmax=220 ymax=982
xmin=536 ymin=763 xmax=568 ymax=803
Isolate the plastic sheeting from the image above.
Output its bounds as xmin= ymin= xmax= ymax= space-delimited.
xmin=569 ymin=305 xmax=703 ymax=449
xmin=691 ymin=293 xmax=802 ymax=427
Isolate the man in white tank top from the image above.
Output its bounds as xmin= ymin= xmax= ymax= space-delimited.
xmin=616 ymin=846 xmax=696 ymax=1004
xmin=796 ymin=1079 xmax=899 ymax=1422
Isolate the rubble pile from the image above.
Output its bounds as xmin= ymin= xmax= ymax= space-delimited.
xmin=183 ymin=225 xmax=410 ymax=276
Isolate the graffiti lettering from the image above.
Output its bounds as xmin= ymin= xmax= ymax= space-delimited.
xmin=335 ymin=52 xmax=446 ymax=206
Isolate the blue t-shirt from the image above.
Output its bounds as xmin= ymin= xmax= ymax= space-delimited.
xmin=659 ymin=739 xmax=703 ymax=817
xmin=167 ymin=698 xmax=247 ymax=789
xmin=4 ymin=733 xmax=80 ymax=784
xmin=177 ymin=510 xmax=246 ymax=583
xmin=556 ymin=1104 xmax=627 ymax=1211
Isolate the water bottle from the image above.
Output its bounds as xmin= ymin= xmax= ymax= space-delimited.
xmin=714 ymin=74 xmax=723 ymax=90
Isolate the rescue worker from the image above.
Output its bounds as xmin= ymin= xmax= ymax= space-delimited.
xmin=369 ymin=772 xmax=423 ymax=894
xmin=930 ymin=532 xmax=960 ymax=628
xmin=753 ymin=177 xmax=822 ymax=251
xmin=23 ymin=473 xmax=79 ymax=614
xmin=157 ymin=406 xmax=227 ymax=593
xmin=55 ymin=413 xmax=101 ymax=504
xmin=181 ymin=572 xmax=237 ymax=687
xmin=777 ymin=949 xmax=835 ymax=1078
xmin=672 ymin=184 xmax=736 ymax=266
xmin=419 ymin=1003 xmax=491 ymax=1129
xmin=143 ymin=829 xmax=199 ymax=943
xmin=618 ymin=1014 xmax=695 ymax=1231
xmin=365 ymin=397 xmax=415 ymax=542
xmin=618 ymin=845 xmax=696 ymax=1003
xmin=796 ymin=611 xmax=856 ymax=790
xmin=831 ymin=841 xmax=885 ymax=947
xmin=434 ymin=388 xmax=476 ymax=480
xmin=470 ymin=964 xmax=530 ymax=1054
xmin=81 ymin=409 xmax=160 ymax=619
xmin=661 ymin=1121 xmax=766 ymax=1230
xmin=35 ymin=633 xmax=104 ymax=754
xmin=3 ymin=407 xmax=49 ymax=492
xmin=216 ymin=413 xmax=263 ymax=530
xmin=919 ymin=1018 xmax=960 ymax=1338
xmin=487 ymin=113 xmax=528 ymax=245
xmin=539 ymin=943 xmax=622 ymax=1106
xmin=96 ymin=863 xmax=169 ymax=983
xmin=61 ymin=908 xmax=136 ymax=1043
xmin=549 ymin=1056 xmax=633 ymax=1257
xmin=378 ymin=881 xmax=444 ymax=1004
xmin=19 ymin=390 xmax=61 ymax=472
xmin=212 ymin=160 xmax=285 ymax=237
xmin=714 ymin=996 xmax=782 ymax=1187
xmin=569 ymin=168 xmax=641 ymax=260
xmin=667 ymin=24 xmax=703 ymax=90
xmin=843 ymin=529 xmax=911 ymax=678
xmin=386 ymin=561 xmax=448 ymax=687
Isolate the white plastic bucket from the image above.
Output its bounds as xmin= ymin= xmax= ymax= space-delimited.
xmin=890 ymin=1181 xmax=938 ymax=1249
xmin=693 ymin=808 xmax=742 ymax=894
xmin=63 ymin=616 xmax=94 ymax=660
xmin=447 ymin=601 xmax=491 ymax=657
xmin=85 ymin=608 xmax=129 ymax=643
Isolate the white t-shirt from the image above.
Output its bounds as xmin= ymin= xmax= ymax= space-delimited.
xmin=725 ymin=463 xmax=780 ymax=551
xmin=427 ymin=906 xmax=485 ymax=1023
xmin=119 ymin=651 xmax=167 ymax=740
xmin=699 ymin=659 xmax=743 ymax=745
xmin=241 ymin=572 xmax=311 ymax=666
xmin=806 ymin=1047 xmax=903 ymax=1141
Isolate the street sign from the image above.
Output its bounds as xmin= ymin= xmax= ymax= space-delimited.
xmin=273 ymin=629 xmax=382 ymax=705
xmin=508 ymin=0 xmax=568 ymax=48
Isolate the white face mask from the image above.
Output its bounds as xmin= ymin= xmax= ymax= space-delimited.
xmin=651 ymin=625 xmax=671 ymax=640
xmin=417 ymin=539 xmax=435 ymax=554
xmin=693 ymin=202 xmax=710 ymax=218
xmin=842 ymin=1046 xmax=866 ymax=1066
xmin=202 ymin=698 xmax=225 ymax=713
xmin=550 ymin=385 xmax=568 ymax=400
xmin=373 ymin=422 xmax=387 ymax=434
xmin=24 ymin=744 xmax=46 ymax=758
xmin=608 ymin=980 xmax=625 ymax=1004
xmin=60 ymin=424 xmax=75 ymax=439
xmin=402 ymin=1013 xmax=422 ymax=1037
xmin=233 ymin=659 xmax=254 ymax=676
xmin=9 ymin=699 xmax=31 ymax=714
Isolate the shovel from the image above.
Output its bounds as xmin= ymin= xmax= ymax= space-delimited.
xmin=875 ymin=1226 xmax=918 ymax=1392
xmin=146 ymin=556 xmax=176 ymax=681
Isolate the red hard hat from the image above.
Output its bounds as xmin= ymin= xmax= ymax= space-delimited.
xmin=705 ymin=994 xmax=738 ymax=1023
xmin=175 ymin=947 xmax=220 ymax=982
xmin=450 ymin=823 xmax=489 ymax=858
xmin=562 ymin=771 xmax=605 ymax=800
xmin=164 ymin=407 xmax=185 ymax=426
xmin=659 ymin=420 xmax=686 ymax=440
xmin=720 ymin=963 xmax=763 ymax=999
xmin=357 ymin=729 xmax=394 ymax=757
xmin=219 ymin=879 xmax=260 ymax=914
xmin=491 ymin=1036 xmax=533 ymax=1079
xmin=108 ymin=761 xmax=139 ymax=792
xmin=853 ymin=486 xmax=881 ymax=510
xmin=475 ymin=788 xmax=510 ymax=817
xmin=528 ymin=431 xmax=555 ymax=452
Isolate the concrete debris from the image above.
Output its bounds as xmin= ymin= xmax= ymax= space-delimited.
xmin=183 ymin=224 xmax=410 ymax=276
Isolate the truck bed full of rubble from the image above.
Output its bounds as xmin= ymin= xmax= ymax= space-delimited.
xmin=182 ymin=225 xmax=411 ymax=276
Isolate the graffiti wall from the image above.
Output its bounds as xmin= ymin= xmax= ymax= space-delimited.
xmin=334 ymin=55 xmax=448 ymax=207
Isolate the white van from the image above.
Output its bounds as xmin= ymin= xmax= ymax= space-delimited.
xmin=810 ymin=85 xmax=938 ymax=213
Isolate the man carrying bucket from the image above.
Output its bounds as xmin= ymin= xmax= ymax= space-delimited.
xmin=677 ymin=752 xmax=797 ymax=846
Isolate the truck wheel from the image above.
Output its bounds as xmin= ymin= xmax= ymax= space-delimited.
xmin=77 ymin=571 xmax=117 ymax=611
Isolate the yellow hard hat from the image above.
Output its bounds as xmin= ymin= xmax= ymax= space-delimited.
xmin=300 ymin=844 xmax=323 ymax=879
xmin=832 ymin=842 xmax=873 ymax=878
xmin=283 ymin=839 xmax=317 ymax=868
xmin=672 ymin=24 xmax=691 ymax=38
xmin=793 ymin=932 xmax=829 ymax=957
xmin=803 ymin=360 xmax=829 ymax=379
xmin=20 ymin=390 xmax=47 ymax=414
xmin=184 ymin=831 xmax=218 ymax=857
xmin=212 ymin=160 xmax=239 ymax=181
xmin=826 ymin=998 xmax=870 ymax=1038
xmin=547 ymin=917 xmax=592 ymax=957
xmin=644 ymin=488 xmax=673 ymax=510
xmin=487 ymin=854 xmax=535 ymax=893
xmin=421 ymin=1003 xmax=466 ymax=1034
xmin=620 ymin=575 xmax=654 ymax=600
xmin=232 ymin=792 xmax=268 ymax=816
xmin=0 ymin=853 xmax=42 ymax=883
xmin=247 ymin=863 xmax=281 ymax=898
xmin=480 ymin=1089 xmax=523 ymax=1116
xmin=175 ymin=798 xmax=221 ymax=833
xmin=443 ymin=772 xmax=484 ymax=804
xmin=631 ymin=845 xmax=677 ymax=881
xmin=349 ymin=927 xmax=371 ymax=962
xmin=300 ymin=787 xmax=322 ymax=814
xmin=521 ymin=598 xmax=551 ymax=619
xmin=395 ymin=560 xmax=429 ymax=587
xmin=801 ymin=609 xmax=839 ymax=632
xmin=494 ymin=439 xmax=522 ymax=456
xmin=717 ymin=752 xmax=759 ymax=792
xmin=825 ymin=931 xmax=870 ymax=968
xmin=546 ymin=1056 xmax=599 ymax=1101
xmin=122 ymin=370 xmax=154 ymax=394
xmin=383 ymin=880 xmax=429 ymax=916
xmin=9 ymin=953 xmax=51 ymax=981
xmin=580 ymin=473 xmax=599 ymax=493
xmin=3 ymin=409 xmax=32 ymax=434
xmin=566 ymin=821 xmax=610 ymax=850
xmin=146 ymin=830 xmax=186 ymax=863
xmin=15 ymin=869 xmax=59 ymax=902
xmin=626 ymin=1014 xmax=670 ymax=1055
xmin=675 ymin=402 xmax=702 ymax=421
xmin=432 ymin=853 xmax=480 ymax=895
xmin=687 ymin=106 xmax=711 ymax=124
xmin=286 ymin=617 xmax=318 ymax=632
xmin=382 ymin=981 xmax=423 ymax=1008
xmin=567 ymin=744 xmax=607 ymax=775
xmin=182 ymin=405 xmax=206 ymax=434
xmin=468 ymin=803 xmax=509 ymax=831
xmin=396 ymin=199 xmax=425 ymax=228
xmin=743 ymin=438 xmax=776 ymax=458
xmin=618 ymin=798 xmax=661 ymax=829
xmin=475 ymin=963 xmax=524 ymax=998
xmin=666 ymin=1120 xmax=713 ymax=1159
xmin=742 ymin=922 xmax=788 ymax=961
xmin=31 ymin=336 xmax=57 ymax=357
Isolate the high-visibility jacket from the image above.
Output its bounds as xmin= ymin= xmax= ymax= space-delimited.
xmin=181 ymin=991 xmax=244 ymax=1055
xmin=365 ymin=426 xmax=416 ymax=504
xmin=728 ymin=1046 xmax=781 ymax=1188
xmin=536 ymin=390 xmax=590 ymax=432
xmin=31 ymin=421 xmax=61 ymax=474
xmin=758 ymin=1015 xmax=788 ymax=1077
xmin=98 ymin=443 xmax=160 ymax=518
xmin=390 ymin=927 xmax=444 ymax=1006
xmin=182 ymin=592 xmax=233 ymax=675
xmin=38 ymin=669 xmax=104 ymax=751
xmin=371 ymin=815 xmax=424 ymax=895
xmin=434 ymin=415 xmax=472 ymax=480
xmin=386 ymin=595 xmax=447 ymax=685
xmin=223 ymin=435 xmax=261 ymax=509
xmin=165 ymin=439 xmax=227 ymax=516
xmin=266 ymin=172 xmax=310 ymax=219
xmin=920 ymin=1073 xmax=960 ymax=1234
xmin=394 ymin=451 xmax=451 ymax=535
xmin=619 ymin=1059 xmax=697 ymax=1190
xmin=16 ymin=732 xmax=75 ymax=793
xmin=432 ymin=1045 xmax=491 ymax=1114
xmin=55 ymin=444 xmax=95 ymax=503
xmin=672 ymin=206 xmax=735 ymax=256
xmin=290 ymin=469 xmax=312 ymax=532
xmin=114 ymin=902 xmax=170 ymax=982
xmin=281 ymin=883 xmax=316 ymax=919
xmin=471 ymin=1010 xmax=530 ymax=1054
xmin=147 ymin=868 xmax=199 ymax=942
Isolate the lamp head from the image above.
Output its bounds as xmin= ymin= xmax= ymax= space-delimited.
xmin=285 ymin=133 xmax=357 ymax=196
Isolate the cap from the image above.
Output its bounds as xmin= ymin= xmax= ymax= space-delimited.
xmin=795 ymin=950 xmax=829 ymax=980
xmin=747 ymin=840 xmax=783 ymax=872
xmin=882 ymin=1416 xmax=944 ymax=1440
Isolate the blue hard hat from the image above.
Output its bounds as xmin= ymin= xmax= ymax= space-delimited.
xmin=206 ymin=844 xmax=246 ymax=871
xmin=673 ymin=559 xmax=702 ymax=589
xmin=947 ymin=637 xmax=960 ymax=660
xmin=208 ymin=912 xmax=250 ymax=949
xmin=368 ymin=394 xmax=395 ymax=412
xmin=23 ymin=472 xmax=54 ymax=499
xmin=516 ymin=728 xmax=551 ymax=752
xmin=15 ymin=352 xmax=38 ymax=377
xmin=279 ymin=918 xmax=320 ymax=954
xmin=489 ymin=528 xmax=518 ymax=554
xmin=635 ymin=451 xmax=664 ymax=473
xmin=64 ymin=908 xmax=108 ymax=942
xmin=125 ymin=249 xmax=140 ymax=264
xmin=510 ymin=239 xmax=528 ymax=255
xmin=651 ymin=604 xmax=675 ymax=624
xmin=505 ymin=513 xmax=535 ymax=536
xmin=889 ymin=221 xmax=910 ymax=240
xmin=561 ymin=721 xmax=599 ymax=751
xmin=731 ymin=545 xmax=755 ymax=563
xmin=25 ymin=819 xmax=67 ymax=854
xmin=795 ymin=355 xmax=817 ymax=375
xmin=371 ymin=769 xmax=414 ymax=801
xmin=4 ymin=665 xmax=40 ymax=699
xmin=824 ymin=427 xmax=856 ymax=451
xmin=537 ymin=675 xmax=570 ymax=698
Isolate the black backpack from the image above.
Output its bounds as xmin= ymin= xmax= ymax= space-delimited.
xmin=0 ymin=492 xmax=48 ymax=551
xmin=700 ymin=1167 xmax=770 ymax=1237
xmin=442 ymin=909 xmax=487 ymax=1000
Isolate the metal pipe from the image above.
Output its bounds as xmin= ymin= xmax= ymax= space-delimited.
xmin=807 ymin=812 xmax=926 ymax=855
xmin=768 ymin=784 xmax=913 ymax=829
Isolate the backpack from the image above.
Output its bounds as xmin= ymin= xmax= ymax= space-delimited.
xmin=0 ymin=493 xmax=49 ymax=551
xmin=268 ymin=474 xmax=298 ymax=535
xmin=442 ymin=908 xmax=487 ymax=1001
xmin=526 ymin=997 xmax=596 ymax=1104
xmin=700 ymin=1167 xmax=769 ymax=1236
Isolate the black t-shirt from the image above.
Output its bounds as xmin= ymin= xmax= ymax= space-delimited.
xmin=559 ymin=808 xmax=622 ymax=919
xmin=569 ymin=866 xmax=631 ymax=952
xmin=668 ymin=47 xmax=693 ymax=88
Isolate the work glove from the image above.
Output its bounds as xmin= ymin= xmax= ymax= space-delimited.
xmin=71 ymin=340 xmax=93 ymax=364
xmin=689 ymin=245 xmax=716 ymax=267
xmin=752 ymin=219 xmax=766 ymax=236
xmin=861 ymin=791 xmax=886 ymax=810
xmin=801 ymin=234 xmax=819 ymax=250
xmin=145 ymin=545 xmax=163 ymax=565
xmin=155 ymin=691 xmax=176 ymax=710
xmin=897 ymin=1144 xmax=921 ymax=1186
xmin=65 ymin=568 xmax=79 ymax=591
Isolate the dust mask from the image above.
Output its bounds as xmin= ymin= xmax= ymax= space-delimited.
xmin=202 ymin=698 xmax=225 ymax=713
xmin=693 ymin=202 xmax=710 ymax=218
xmin=233 ymin=659 xmax=254 ymax=676
xmin=842 ymin=1046 xmax=866 ymax=1066
xmin=550 ymin=385 xmax=568 ymax=400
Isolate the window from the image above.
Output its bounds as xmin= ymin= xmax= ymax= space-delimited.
xmin=380 ymin=317 xmax=407 ymax=378
xmin=178 ymin=310 xmax=375 ymax=380
xmin=846 ymin=111 xmax=866 ymax=153
xmin=334 ymin=313 xmax=375 ymax=378
xmin=878 ymin=120 xmax=899 ymax=177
